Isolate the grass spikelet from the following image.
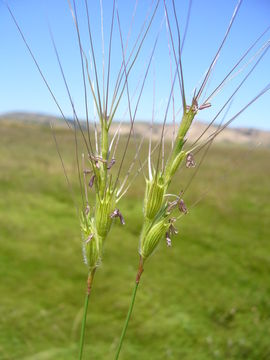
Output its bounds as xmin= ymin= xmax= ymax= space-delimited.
xmin=144 ymin=172 xmax=165 ymax=219
xmin=114 ymin=1 xmax=270 ymax=358
xmin=140 ymin=217 xmax=169 ymax=259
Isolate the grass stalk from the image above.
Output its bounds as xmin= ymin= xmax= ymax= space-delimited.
xmin=114 ymin=257 xmax=144 ymax=360
xmin=79 ymin=268 xmax=96 ymax=360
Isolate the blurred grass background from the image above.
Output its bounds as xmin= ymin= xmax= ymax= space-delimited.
xmin=0 ymin=120 xmax=270 ymax=360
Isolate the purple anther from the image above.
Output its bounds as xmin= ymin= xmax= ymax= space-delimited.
xmin=166 ymin=232 xmax=172 ymax=247
xmin=107 ymin=158 xmax=116 ymax=170
xmin=89 ymin=175 xmax=95 ymax=188
xmin=178 ymin=199 xmax=188 ymax=214
xmin=110 ymin=208 xmax=125 ymax=225
xmin=85 ymin=204 xmax=90 ymax=215
xmin=86 ymin=233 xmax=93 ymax=244
xmin=186 ymin=153 xmax=196 ymax=168
xmin=199 ymin=102 xmax=211 ymax=110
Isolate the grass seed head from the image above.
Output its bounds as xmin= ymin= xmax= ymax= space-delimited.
xmin=95 ymin=187 xmax=116 ymax=239
xmin=140 ymin=218 xmax=170 ymax=260
xmin=144 ymin=173 xmax=166 ymax=220
xmin=166 ymin=150 xmax=186 ymax=181
xmin=80 ymin=212 xmax=100 ymax=271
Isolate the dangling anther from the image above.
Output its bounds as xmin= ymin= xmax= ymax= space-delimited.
xmin=86 ymin=233 xmax=93 ymax=244
xmin=186 ymin=153 xmax=196 ymax=168
xmin=107 ymin=158 xmax=116 ymax=170
xmin=85 ymin=204 xmax=90 ymax=215
xmin=90 ymin=155 xmax=107 ymax=169
xmin=178 ymin=199 xmax=188 ymax=214
xmin=89 ymin=175 xmax=96 ymax=188
xmin=191 ymin=98 xmax=199 ymax=113
xmin=199 ymin=102 xmax=211 ymax=110
xmin=110 ymin=208 xmax=125 ymax=225
xmin=167 ymin=200 xmax=178 ymax=213
xmin=168 ymin=218 xmax=178 ymax=235
xmin=165 ymin=232 xmax=172 ymax=247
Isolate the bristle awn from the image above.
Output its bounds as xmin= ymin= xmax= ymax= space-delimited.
xmin=123 ymin=0 xmax=155 ymax=62
xmin=84 ymin=55 xmax=105 ymax=177
xmin=74 ymin=113 xmax=86 ymax=210
xmin=165 ymin=15 xmax=176 ymax=149
xmin=70 ymin=0 xmax=93 ymax=153
xmin=83 ymin=0 xmax=103 ymax=117
xmin=155 ymin=58 xmax=179 ymax=175
xmin=113 ymin=7 xmax=134 ymax=190
xmin=195 ymin=0 xmax=243 ymax=101
xmin=118 ymin=133 xmax=167 ymax=201
xmin=192 ymin=44 xmax=270 ymax=147
xmin=49 ymin=121 xmax=80 ymax=216
xmin=202 ymin=26 xmax=270 ymax=106
xmin=112 ymin=127 xmax=121 ymax=161
xmin=99 ymin=0 xmax=105 ymax=111
xmin=6 ymin=4 xmax=86 ymax=208
xmin=161 ymin=123 xmax=165 ymax=172
xmin=148 ymin=68 xmax=156 ymax=181
xmin=108 ymin=0 xmax=161 ymax=127
xmin=121 ymin=59 xmax=151 ymax=120
xmin=113 ymin=7 xmax=146 ymax=178
xmin=181 ymin=0 xmax=193 ymax=53
xmin=6 ymin=4 xmax=71 ymax=130
xmin=177 ymin=143 xmax=261 ymax=222
xmin=49 ymin=27 xmax=98 ymax=181
xmin=172 ymin=0 xmax=186 ymax=109
xmin=123 ymin=0 xmax=139 ymax=54
xmin=83 ymin=53 xmax=102 ymax=120
xmin=108 ymin=0 xmax=155 ymax=117
xmin=109 ymin=121 xmax=122 ymax=156
xmin=204 ymin=37 xmax=270 ymax=106
xmin=7 ymin=4 xmax=88 ymax=209
xmin=111 ymin=61 xmax=150 ymax=166
xmin=48 ymin=27 xmax=94 ymax=181
xmin=82 ymin=154 xmax=89 ymax=207
xmin=110 ymin=120 xmax=142 ymax=176
xmin=93 ymin=91 xmax=99 ymax=154
xmin=163 ymin=0 xmax=185 ymax=110
xmin=117 ymin=136 xmax=145 ymax=200
xmin=183 ymin=100 xmax=234 ymax=195
xmin=113 ymin=11 xmax=161 ymax=191
xmin=104 ymin=0 xmax=116 ymax=119
xmin=106 ymin=0 xmax=141 ymax=112
xmin=191 ymin=83 xmax=270 ymax=155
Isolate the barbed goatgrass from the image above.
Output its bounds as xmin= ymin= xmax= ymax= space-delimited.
xmin=6 ymin=0 xmax=270 ymax=359
xmin=114 ymin=0 xmax=270 ymax=358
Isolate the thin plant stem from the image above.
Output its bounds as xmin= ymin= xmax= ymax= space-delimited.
xmin=114 ymin=257 xmax=144 ymax=360
xmin=79 ymin=268 xmax=96 ymax=360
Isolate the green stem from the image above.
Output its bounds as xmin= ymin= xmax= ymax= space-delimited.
xmin=114 ymin=258 xmax=144 ymax=360
xmin=79 ymin=268 xmax=96 ymax=360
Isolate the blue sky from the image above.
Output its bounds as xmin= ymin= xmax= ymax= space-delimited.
xmin=1 ymin=0 xmax=270 ymax=130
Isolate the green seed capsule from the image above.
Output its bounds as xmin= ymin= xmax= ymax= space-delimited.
xmin=80 ymin=214 xmax=100 ymax=270
xmin=140 ymin=218 xmax=169 ymax=260
xmin=95 ymin=189 xmax=116 ymax=238
xmin=84 ymin=233 xmax=100 ymax=270
xmin=167 ymin=151 xmax=186 ymax=180
xmin=144 ymin=175 xmax=166 ymax=220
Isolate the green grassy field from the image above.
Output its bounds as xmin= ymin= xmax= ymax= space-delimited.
xmin=1 ymin=120 xmax=270 ymax=360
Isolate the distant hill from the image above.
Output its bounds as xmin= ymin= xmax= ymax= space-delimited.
xmin=0 ymin=112 xmax=72 ymax=126
xmin=1 ymin=111 xmax=270 ymax=147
